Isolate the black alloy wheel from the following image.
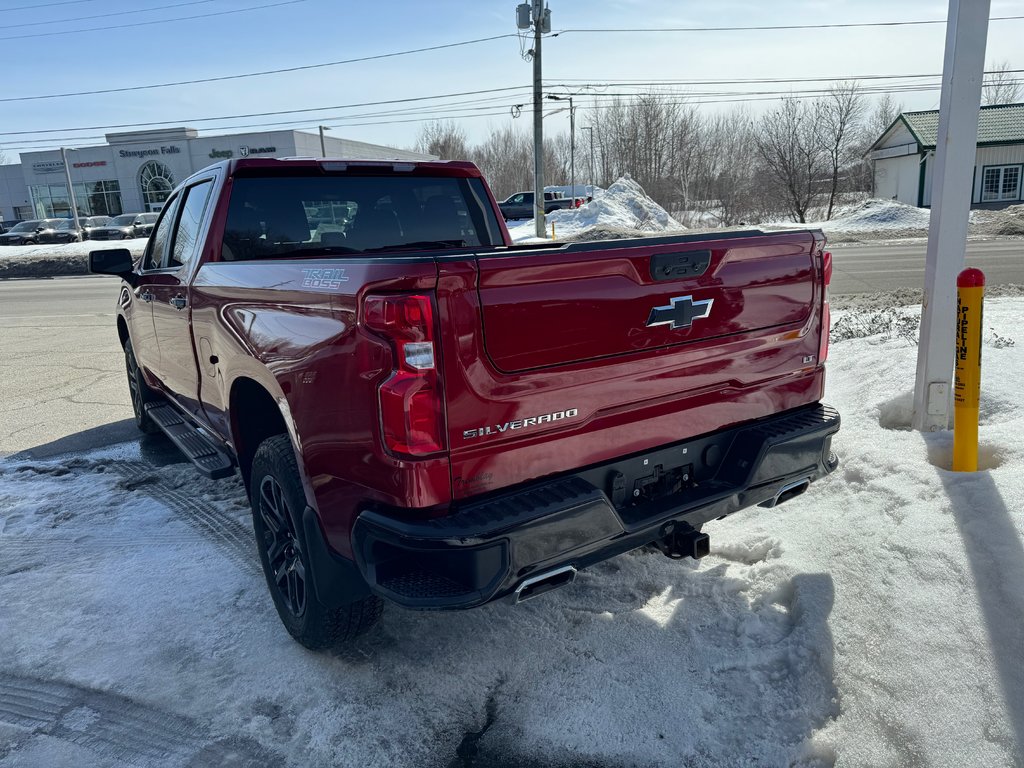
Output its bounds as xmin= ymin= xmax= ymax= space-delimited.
xmin=257 ymin=475 xmax=306 ymax=618
xmin=249 ymin=435 xmax=383 ymax=649
xmin=124 ymin=338 xmax=158 ymax=433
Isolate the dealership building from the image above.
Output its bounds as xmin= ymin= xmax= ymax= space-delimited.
xmin=0 ymin=127 xmax=434 ymax=223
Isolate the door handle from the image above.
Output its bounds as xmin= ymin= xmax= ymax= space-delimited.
xmin=138 ymin=290 xmax=155 ymax=302
xmin=170 ymin=295 xmax=187 ymax=310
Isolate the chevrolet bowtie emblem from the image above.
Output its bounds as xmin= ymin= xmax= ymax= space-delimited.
xmin=646 ymin=295 xmax=714 ymax=330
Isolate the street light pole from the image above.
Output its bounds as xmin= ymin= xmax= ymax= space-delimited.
xmin=319 ymin=125 xmax=329 ymax=158
xmin=59 ymin=147 xmax=81 ymax=238
xmin=581 ymin=126 xmax=595 ymax=198
xmin=547 ymin=94 xmax=575 ymax=200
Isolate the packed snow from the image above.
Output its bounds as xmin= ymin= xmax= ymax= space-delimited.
xmin=507 ymin=176 xmax=685 ymax=243
xmin=1 ymin=299 xmax=1023 ymax=767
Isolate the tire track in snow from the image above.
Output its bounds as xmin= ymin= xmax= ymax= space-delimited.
xmin=1 ymin=458 xmax=259 ymax=576
xmin=0 ymin=673 xmax=277 ymax=766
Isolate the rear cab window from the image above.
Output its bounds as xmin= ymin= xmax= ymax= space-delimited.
xmin=220 ymin=170 xmax=503 ymax=261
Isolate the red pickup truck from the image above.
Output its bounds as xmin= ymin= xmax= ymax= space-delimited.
xmin=89 ymin=158 xmax=839 ymax=650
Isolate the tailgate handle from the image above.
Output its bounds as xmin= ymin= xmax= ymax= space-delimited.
xmin=651 ymin=250 xmax=711 ymax=282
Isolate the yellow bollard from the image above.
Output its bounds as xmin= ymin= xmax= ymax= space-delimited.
xmin=551 ymin=221 xmax=556 ymax=239
xmin=952 ymin=267 xmax=985 ymax=472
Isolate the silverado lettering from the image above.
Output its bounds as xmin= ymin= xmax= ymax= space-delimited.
xmin=463 ymin=408 xmax=579 ymax=439
xmin=89 ymin=157 xmax=839 ymax=651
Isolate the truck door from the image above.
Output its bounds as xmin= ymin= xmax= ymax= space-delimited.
xmin=148 ymin=178 xmax=216 ymax=419
xmin=129 ymin=196 xmax=180 ymax=389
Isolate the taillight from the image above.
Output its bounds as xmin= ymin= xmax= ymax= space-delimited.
xmin=363 ymin=294 xmax=446 ymax=456
xmin=819 ymin=250 xmax=832 ymax=364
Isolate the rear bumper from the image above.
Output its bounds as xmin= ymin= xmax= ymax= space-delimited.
xmin=352 ymin=403 xmax=840 ymax=610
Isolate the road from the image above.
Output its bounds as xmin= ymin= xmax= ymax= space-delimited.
xmin=1 ymin=238 xmax=1021 ymax=456
xmin=0 ymin=275 xmax=135 ymax=457
xmin=828 ymin=238 xmax=1022 ymax=294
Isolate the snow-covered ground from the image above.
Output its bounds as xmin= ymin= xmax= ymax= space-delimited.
xmin=1 ymin=300 xmax=1023 ymax=767
xmin=507 ymin=176 xmax=685 ymax=243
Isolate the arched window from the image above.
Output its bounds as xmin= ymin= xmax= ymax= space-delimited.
xmin=139 ymin=161 xmax=175 ymax=210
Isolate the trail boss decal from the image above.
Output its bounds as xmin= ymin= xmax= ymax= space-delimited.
xmin=301 ymin=268 xmax=348 ymax=289
xmin=463 ymin=408 xmax=578 ymax=440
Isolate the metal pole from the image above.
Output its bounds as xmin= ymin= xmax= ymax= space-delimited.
xmin=319 ymin=126 xmax=327 ymax=158
xmin=911 ymin=0 xmax=990 ymax=432
xmin=532 ymin=0 xmax=546 ymax=238
xmin=569 ymin=96 xmax=575 ymax=202
xmin=582 ymin=126 xmax=595 ymax=197
xmin=59 ymin=147 xmax=81 ymax=238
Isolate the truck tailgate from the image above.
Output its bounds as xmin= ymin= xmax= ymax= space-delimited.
xmin=478 ymin=231 xmax=815 ymax=371
xmin=437 ymin=230 xmax=827 ymax=500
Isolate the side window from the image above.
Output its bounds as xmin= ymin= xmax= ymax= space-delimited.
xmin=169 ymin=180 xmax=214 ymax=269
xmin=141 ymin=196 xmax=179 ymax=271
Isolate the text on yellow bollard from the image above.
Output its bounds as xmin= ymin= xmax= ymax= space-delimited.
xmin=953 ymin=267 xmax=985 ymax=472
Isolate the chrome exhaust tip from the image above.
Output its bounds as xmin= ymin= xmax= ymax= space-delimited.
xmin=760 ymin=477 xmax=811 ymax=508
xmin=514 ymin=565 xmax=577 ymax=603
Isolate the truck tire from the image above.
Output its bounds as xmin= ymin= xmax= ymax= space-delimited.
xmin=250 ymin=434 xmax=383 ymax=649
xmin=124 ymin=338 xmax=159 ymax=434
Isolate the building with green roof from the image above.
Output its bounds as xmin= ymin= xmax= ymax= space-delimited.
xmin=868 ymin=103 xmax=1024 ymax=209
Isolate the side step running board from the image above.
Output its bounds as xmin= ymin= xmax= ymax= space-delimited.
xmin=145 ymin=403 xmax=234 ymax=479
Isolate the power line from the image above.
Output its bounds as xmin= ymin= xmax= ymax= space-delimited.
xmin=0 ymin=0 xmax=307 ymax=40
xmin=0 ymin=33 xmax=520 ymax=103
xmin=4 ymin=70 xmax=1023 ymax=150
xmin=0 ymin=0 xmax=99 ymax=11
xmin=0 ymin=85 xmax=534 ymax=136
xmin=2 ymin=0 xmax=217 ymax=29
xmin=552 ymin=15 xmax=1024 ymax=35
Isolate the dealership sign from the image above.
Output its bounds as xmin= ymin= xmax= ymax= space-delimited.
xmin=239 ymin=145 xmax=276 ymax=157
xmin=32 ymin=161 xmax=65 ymax=174
xmin=72 ymin=160 xmax=107 ymax=169
xmin=118 ymin=145 xmax=182 ymax=159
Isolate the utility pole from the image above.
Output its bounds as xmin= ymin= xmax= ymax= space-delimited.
xmin=528 ymin=1 xmax=549 ymax=237
xmin=319 ymin=125 xmax=329 ymax=158
xmin=59 ymin=147 xmax=81 ymax=237
xmin=911 ymin=0 xmax=990 ymax=431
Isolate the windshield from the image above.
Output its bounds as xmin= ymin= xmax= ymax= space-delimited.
xmin=9 ymin=221 xmax=39 ymax=232
xmin=55 ymin=220 xmax=76 ymax=230
xmin=110 ymin=215 xmax=135 ymax=225
xmin=221 ymin=173 xmax=503 ymax=261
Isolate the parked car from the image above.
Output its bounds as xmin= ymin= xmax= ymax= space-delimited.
xmin=35 ymin=216 xmax=112 ymax=244
xmin=498 ymin=190 xmax=576 ymax=220
xmin=0 ymin=218 xmax=63 ymax=246
xmin=89 ymin=213 xmax=158 ymax=240
xmin=90 ymin=158 xmax=839 ymax=650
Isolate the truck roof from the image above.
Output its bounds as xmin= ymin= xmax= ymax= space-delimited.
xmin=208 ymin=157 xmax=485 ymax=179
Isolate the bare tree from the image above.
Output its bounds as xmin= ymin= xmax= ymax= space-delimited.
xmin=867 ymin=93 xmax=903 ymax=140
xmin=753 ymin=97 xmax=827 ymax=223
xmin=818 ymin=82 xmax=866 ymax=219
xmin=982 ymin=60 xmax=1023 ymax=106
xmin=415 ymin=120 xmax=470 ymax=160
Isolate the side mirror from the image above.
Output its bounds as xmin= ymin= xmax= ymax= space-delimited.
xmin=89 ymin=248 xmax=135 ymax=283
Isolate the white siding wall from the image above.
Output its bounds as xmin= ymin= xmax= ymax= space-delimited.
xmin=877 ymin=122 xmax=917 ymax=149
xmin=874 ymin=153 xmax=921 ymax=204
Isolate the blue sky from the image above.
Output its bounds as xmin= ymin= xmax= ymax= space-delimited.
xmin=1 ymin=0 xmax=1022 ymax=159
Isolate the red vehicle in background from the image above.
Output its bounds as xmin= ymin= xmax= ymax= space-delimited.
xmin=90 ymin=158 xmax=839 ymax=650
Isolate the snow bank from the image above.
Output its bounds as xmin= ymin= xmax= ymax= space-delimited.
xmin=776 ymin=198 xmax=1024 ymax=242
xmin=1 ymin=299 xmax=1024 ymax=766
xmin=507 ymin=175 xmax=685 ymax=243
xmin=0 ymin=239 xmax=148 ymax=279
